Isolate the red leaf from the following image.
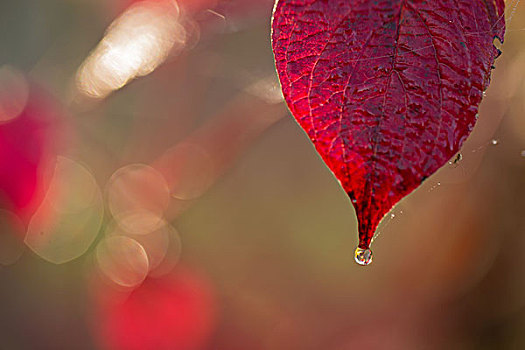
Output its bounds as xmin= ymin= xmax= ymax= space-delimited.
xmin=272 ymin=0 xmax=505 ymax=263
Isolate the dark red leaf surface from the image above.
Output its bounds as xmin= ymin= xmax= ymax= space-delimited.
xmin=272 ymin=0 xmax=505 ymax=261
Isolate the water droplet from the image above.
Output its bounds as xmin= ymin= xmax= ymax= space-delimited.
xmin=491 ymin=139 xmax=499 ymax=145
xmin=351 ymin=198 xmax=357 ymax=203
xmin=449 ymin=153 xmax=462 ymax=166
xmin=428 ymin=181 xmax=442 ymax=192
xmin=354 ymin=247 xmax=373 ymax=266
xmin=483 ymin=91 xmax=487 ymax=97
xmin=390 ymin=213 xmax=395 ymax=219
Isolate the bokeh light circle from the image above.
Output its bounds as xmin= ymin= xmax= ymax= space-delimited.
xmin=159 ymin=143 xmax=215 ymax=200
xmin=0 ymin=66 xmax=29 ymax=123
xmin=25 ymin=156 xmax=104 ymax=264
xmin=96 ymin=235 xmax=149 ymax=288
xmin=107 ymin=163 xmax=170 ymax=235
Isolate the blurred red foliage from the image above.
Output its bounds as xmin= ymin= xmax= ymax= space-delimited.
xmin=0 ymin=85 xmax=64 ymax=224
xmin=93 ymin=267 xmax=216 ymax=350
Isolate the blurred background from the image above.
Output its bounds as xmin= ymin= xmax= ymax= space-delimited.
xmin=0 ymin=0 xmax=525 ymax=349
